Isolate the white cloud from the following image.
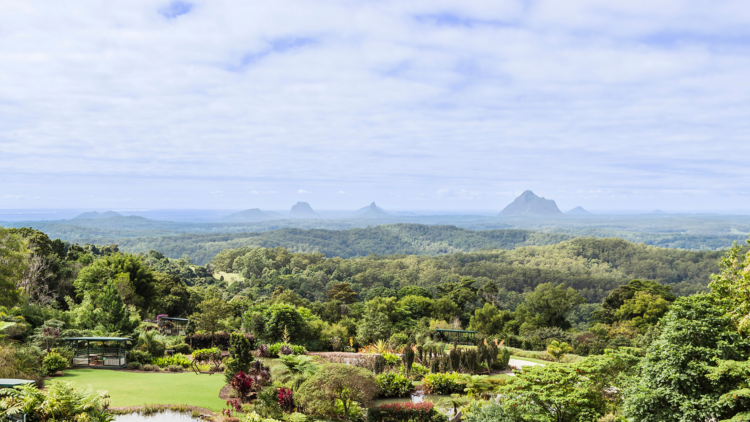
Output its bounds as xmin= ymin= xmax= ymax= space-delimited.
xmin=338 ymin=191 xmax=346 ymax=194
xmin=298 ymin=189 xmax=310 ymax=194
xmin=0 ymin=0 xmax=748 ymax=210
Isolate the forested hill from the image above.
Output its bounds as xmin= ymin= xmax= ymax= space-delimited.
xmin=110 ymin=224 xmax=574 ymax=264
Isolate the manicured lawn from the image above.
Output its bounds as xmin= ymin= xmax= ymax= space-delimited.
xmin=510 ymin=355 xmax=549 ymax=364
xmin=57 ymin=369 xmax=227 ymax=411
xmin=487 ymin=373 xmax=511 ymax=380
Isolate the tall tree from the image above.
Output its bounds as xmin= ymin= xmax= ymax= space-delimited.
xmin=520 ymin=283 xmax=585 ymax=329
xmin=0 ymin=228 xmax=27 ymax=307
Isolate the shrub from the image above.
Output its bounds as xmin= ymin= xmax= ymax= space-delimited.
xmin=42 ymin=352 xmax=68 ymax=375
xmin=185 ymin=332 xmax=255 ymax=350
xmin=381 ymin=352 xmax=401 ymax=366
xmin=268 ymin=343 xmax=306 ymax=358
xmin=368 ymin=402 xmax=443 ymax=422
xmin=258 ymin=344 xmax=270 ymax=357
xmin=152 ymin=353 xmax=191 ymax=368
xmin=225 ymin=333 xmax=255 ymax=384
xmin=126 ymin=362 xmax=142 ymax=370
xmin=167 ymin=365 xmax=184 ymax=372
xmin=423 ymin=372 xmax=465 ymax=395
xmin=192 ymin=347 xmax=222 ymax=361
xmin=142 ymin=364 xmax=155 ymax=371
xmin=277 ymin=387 xmax=294 ymax=412
xmin=492 ymin=348 xmax=511 ymax=371
xmin=297 ymin=364 xmax=378 ymax=420
xmin=231 ymin=372 xmax=254 ymax=402
xmin=173 ymin=343 xmax=192 ymax=355
xmin=377 ymin=372 xmax=415 ymax=398
xmin=400 ymin=363 xmax=429 ymax=380
xmin=127 ymin=349 xmax=152 ymax=365
xmin=279 ymin=345 xmax=293 ymax=355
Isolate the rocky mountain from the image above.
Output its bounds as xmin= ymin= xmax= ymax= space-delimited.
xmin=567 ymin=206 xmax=593 ymax=215
xmin=222 ymin=208 xmax=272 ymax=222
xmin=73 ymin=211 xmax=123 ymax=220
xmin=290 ymin=202 xmax=317 ymax=216
xmin=355 ymin=202 xmax=389 ymax=218
xmin=499 ymin=191 xmax=563 ymax=216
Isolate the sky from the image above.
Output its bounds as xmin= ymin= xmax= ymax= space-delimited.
xmin=1 ymin=0 xmax=749 ymax=213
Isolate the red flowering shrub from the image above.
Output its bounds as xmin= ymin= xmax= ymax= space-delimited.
xmin=221 ymin=399 xmax=242 ymax=417
xmin=368 ymin=402 xmax=437 ymax=422
xmin=277 ymin=387 xmax=294 ymax=412
xmin=231 ymin=372 xmax=254 ymax=402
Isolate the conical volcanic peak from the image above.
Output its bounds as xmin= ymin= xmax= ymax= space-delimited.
xmin=499 ymin=190 xmax=563 ymax=216
xmin=355 ymin=202 xmax=388 ymax=218
xmin=290 ymin=201 xmax=316 ymax=215
xmin=567 ymin=206 xmax=593 ymax=215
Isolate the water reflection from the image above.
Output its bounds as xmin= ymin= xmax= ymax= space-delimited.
xmin=114 ymin=411 xmax=199 ymax=422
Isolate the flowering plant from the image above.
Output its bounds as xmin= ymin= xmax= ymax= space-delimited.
xmin=277 ymin=387 xmax=294 ymax=412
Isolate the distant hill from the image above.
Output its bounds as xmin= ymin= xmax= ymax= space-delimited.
xmin=222 ymin=209 xmax=272 ymax=222
xmin=73 ymin=211 xmax=123 ymax=220
xmin=290 ymin=202 xmax=317 ymax=217
xmin=499 ymin=191 xmax=563 ymax=216
xmin=567 ymin=206 xmax=593 ymax=215
xmin=651 ymin=210 xmax=667 ymax=214
xmin=355 ymin=202 xmax=389 ymax=218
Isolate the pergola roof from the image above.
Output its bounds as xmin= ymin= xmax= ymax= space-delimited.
xmin=65 ymin=337 xmax=129 ymax=341
xmin=161 ymin=317 xmax=188 ymax=322
xmin=433 ymin=329 xmax=477 ymax=333
xmin=0 ymin=379 xmax=35 ymax=388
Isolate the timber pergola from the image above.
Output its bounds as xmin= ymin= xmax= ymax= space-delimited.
xmin=159 ymin=317 xmax=188 ymax=336
xmin=65 ymin=337 xmax=128 ymax=369
xmin=433 ymin=328 xmax=478 ymax=345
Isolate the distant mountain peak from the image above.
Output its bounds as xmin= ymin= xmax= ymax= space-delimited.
xmin=355 ymin=202 xmax=388 ymax=218
xmin=222 ymin=208 xmax=272 ymax=222
xmin=567 ymin=206 xmax=593 ymax=215
xmin=73 ymin=211 xmax=123 ymax=220
xmin=290 ymin=202 xmax=316 ymax=215
xmin=499 ymin=191 xmax=563 ymax=216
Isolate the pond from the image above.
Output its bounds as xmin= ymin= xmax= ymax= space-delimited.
xmin=114 ymin=411 xmax=201 ymax=422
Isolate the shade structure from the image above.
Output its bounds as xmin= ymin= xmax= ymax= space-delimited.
xmin=158 ymin=317 xmax=188 ymax=336
xmin=65 ymin=337 xmax=128 ymax=369
xmin=433 ymin=328 xmax=478 ymax=345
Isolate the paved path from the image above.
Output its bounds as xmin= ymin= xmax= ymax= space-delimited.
xmin=508 ymin=358 xmax=545 ymax=368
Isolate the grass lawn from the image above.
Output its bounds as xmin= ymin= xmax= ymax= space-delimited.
xmin=57 ymin=369 xmax=227 ymax=411
xmin=487 ymin=373 xmax=512 ymax=380
xmin=510 ymin=355 xmax=549 ymax=365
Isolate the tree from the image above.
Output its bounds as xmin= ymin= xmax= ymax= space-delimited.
xmin=498 ymin=364 xmax=606 ymax=422
xmin=614 ymin=291 xmax=670 ymax=332
xmin=356 ymin=312 xmax=392 ymax=345
xmin=224 ymin=333 xmax=255 ymax=383
xmin=191 ymin=298 xmax=229 ymax=345
xmin=263 ymin=304 xmax=305 ymax=343
xmin=546 ymin=340 xmax=573 ymax=362
xmin=398 ymin=295 xmax=434 ymax=320
xmin=593 ymin=279 xmax=675 ymax=324
xmin=397 ymin=285 xmax=432 ymax=299
xmin=709 ymin=239 xmax=750 ymax=333
xmin=521 ymin=283 xmax=585 ymax=329
xmin=0 ymin=228 xmax=27 ymax=307
xmin=151 ymin=272 xmax=191 ymax=317
xmin=297 ymin=363 xmax=378 ymax=421
xmin=436 ymin=277 xmax=478 ymax=311
xmin=99 ymin=279 xmax=138 ymax=335
xmin=74 ymin=253 xmax=156 ymax=312
xmin=622 ymin=294 xmax=750 ymax=421
xmin=469 ymin=303 xmax=511 ymax=336
xmin=327 ymin=283 xmax=358 ymax=304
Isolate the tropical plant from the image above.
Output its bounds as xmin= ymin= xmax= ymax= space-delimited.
xmin=463 ymin=375 xmax=493 ymax=398
xmin=139 ymin=330 xmax=166 ymax=359
xmin=225 ymin=333 xmax=255 ymax=383
xmin=231 ymin=372 xmax=254 ymax=402
xmin=270 ymin=355 xmax=318 ymax=391
xmin=423 ymin=372 xmax=465 ymax=395
xmin=277 ymin=387 xmax=294 ymax=413
xmin=0 ymin=381 xmax=112 ymax=422
xmin=376 ymin=372 xmax=415 ymax=398
xmin=547 ymin=340 xmax=574 ymax=362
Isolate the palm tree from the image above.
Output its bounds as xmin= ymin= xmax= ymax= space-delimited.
xmin=270 ymin=355 xmax=318 ymax=390
xmin=546 ymin=340 xmax=574 ymax=362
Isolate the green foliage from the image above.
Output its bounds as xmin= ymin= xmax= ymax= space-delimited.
xmin=381 ymin=352 xmax=401 ymax=366
xmin=267 ymin=343 xmax=307 ymax=358
xmin=498 ymin=364 xmax=606 ymax=422
xmin=0 ymin=228 xmax=27 ymax=307
xmin=190 ymin=298 xmax=229 ymax=341
xmin=463 ymin=400 xmax=520 ymax=422
xmin=42 ymin=351 xmax=68 ymax=375
xmin=469 ymin=303 xmax=512 ymax=335
xmin=225 ymin=332 xmax=255 ymax=383
xmin=520 ymin=283 xmax=585 ymax=329
xmin=400 ymin=362 xmax=429 ymax=380
xmin=152 ymin=353 xmax=191 ymax=368
xmin=0 ymin=381 xmax=112 ymax=422
xmin=423 ymin=372 xmax=464 ymax=395
xmin=710 ymin=240 xmax=750 ymax=333
xmin=594 ymin=279 xmax=675 ymax=325
xmin=546 ymin=340 xmax=574 ymax=362
xmin=297 ymin=363 xmax=378 ymax=421
xmin=327 ymin=283 xmax=358 ymax=304
xmin=99 ymin=280 xmax=139 ymax=334
xmin=74 ymin=253 xmax=156 ymax=312
xmin=402 ymin=343 xmax=415 ymax=377
xmin=126 ymin=349 xmax=151 ymax=365
xmin=376 ymin=372 xmax=415 ymax=397
xmin=270 ymin=354 xmax=318 ymax=390
xmin=495 ymin=347 xmax=511 ymax=370
xmin=398 ymin=285 xmax=432 ymax=299
xmin=623 ymin=294 xmax=750 ymax=421
xmin=140 ymin=331 xmax=166 ymax=359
